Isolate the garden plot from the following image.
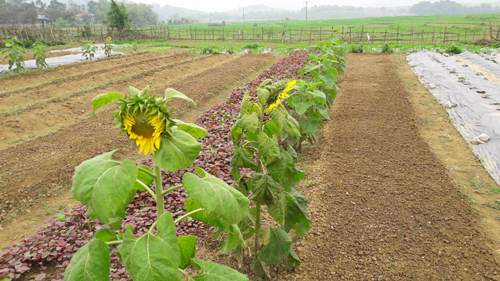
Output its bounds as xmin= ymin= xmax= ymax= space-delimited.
xmin=407 ymin=51 xmax=500 ymax=185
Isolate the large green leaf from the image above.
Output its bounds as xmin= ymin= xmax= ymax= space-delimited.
xmin=184 ymin=198 xmax=228 ymax=230
xmin=183 ymin=168 xmax=250 ymax=224
xmin=118 ymin=212 xmax=181 ymax=281
xmin=267 ymin=151 xmax=286 ymax=183
xmin=283 ymin=114 xmax=301 ymax=138
xmin=268 ymin=192 xmax=286 ymax=225
xmin=164 ymin=88 xmax=195 ymax=106
xmin=250 ymin=174 xmax=284 ymax=206
xmin=286 ymin=247 xmax=301 ymax=270
xmin=71 ymin=150 xmax=138 ymax=229
xmin=91 ymin=92 xmax=124 ymax=117
xmin=172 ymin=119 xmax=208 ymax=139
xmin=299 ymin=116 xmax=320 ymax=136
xmin=191 ymin=259 xmax=248 ymax=281
xmin=220 ymin=224 xmax=244 ymax=254
xmin=309 ymin=90 xmax=326 ymax=103
xmin=292 ymin=96 xmax=313 ymax=115
xmin=153 ymin=129 xmax=202 ymax=172
xmin=257 ymin=87 xmax=270 ymax=107
xmin=178 ymin=236 xmax=196 ymax=269
xmin=316 ymin=103 xmax=330 ymax=120
xmin=95 ymin=228 xmax=117 ymax=242
xmin=232 ymin=146 xmax=257 ymax=170
xmin=240 ymin=92 xmax=251 ymax=116
xmin=64 ymin=239 xmax=110 ymax=281
xmin=257 ymin=132 xmax=280 ymax=164
xmin=263 ymin=120 xmax=280 ymax=137
xmin=284 ymin=193 xmax=311 ymax=237
xmin=269 ymin=106 xmax=287 ymax=131
xmin=258 ymin=227 xmax=292 ymax=265
xmin=134 ymin=165 xmax=154 ymax=191
xmin=230 ymin=122 xmax=243 ymax=144
xmin=282 ymin=150 xmax=305 ymax=191
xmin=239 ymin=112 xmax=259 ymax=134
xmin=251 ymin=258 xmax=270 ymax=279
xmin=318 ymin=70 xmax=337 ymax=88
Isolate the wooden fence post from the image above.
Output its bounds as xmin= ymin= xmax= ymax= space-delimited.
xmin=262 ymin=27 xmax=264 ymax=41
xmin=341 ymin=26 xmax=344 ymax=41
xmin=349 ymin=27 xmax=352 ymax=43
xmin=443 ymin=26 xmax=447 ymax=43
xmin=299 ymin=27 xmax=303 ymax=42
xmin=309 ymin=28 xmax=312 ymax=43
xmin=473 ymin=28 xmax=475 ymax=41
xmin=384 ymin=30 xmax=387 ymax=43
xmin=360 ymin=25 xmax=364 ymax=43
xmin=253 ymin=27 xmax=255 ymax=41
xmin=432 ymin=27 xmax=435 ymax=44
xmin=319 ymin=27 xmax=322 ymax=41
xmin=396 ymin=26 xmax=399 ymax=44
xmin=458 ymin=30 xmax=460 ymax=42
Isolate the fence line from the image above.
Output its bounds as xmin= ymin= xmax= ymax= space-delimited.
xmin=0 ymin=25 xmax=493 ymax=44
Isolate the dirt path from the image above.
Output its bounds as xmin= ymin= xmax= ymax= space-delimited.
xmin=277 ymin=53 xmax=500 ymax=280
xmin=0 ymin=52 xmax=283 ymax=248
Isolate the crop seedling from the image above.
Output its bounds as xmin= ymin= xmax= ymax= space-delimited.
xmin=1 ymin=37 xmax=26 ymax=73
xmin=103 ymin=37 xmax=113 ymax=57
xmin=64 ymin=86 xmax=250 ymax=281
xmin=458 ymin=76 xmax=468 ymax=83
xmin=32 ymin=42 xmax=48 ymax=69
xmin=82 ymin=41 xmax=98 ymax=61
xmin=381 ymin=43 xmax=393 ymax=53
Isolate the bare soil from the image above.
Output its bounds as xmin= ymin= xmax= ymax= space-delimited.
xmin=0 ymin=51 xmax=283 ymax=248
xmin=275 ymin=53 xmax=500 ymax=280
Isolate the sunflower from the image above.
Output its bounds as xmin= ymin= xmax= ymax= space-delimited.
xmin=123 ymin=110 xmax=165 ymax=155
xmin=107 ymin=37 xmax=112 ymax=41
xmin=265 ymin=80 xmax=297 ymax=114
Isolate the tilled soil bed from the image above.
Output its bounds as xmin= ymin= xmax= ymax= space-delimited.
xmin=274 ymin=53 xmax=500 ymax=280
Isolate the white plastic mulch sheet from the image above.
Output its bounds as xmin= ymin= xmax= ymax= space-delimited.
xmin=407 ymin=51 xmax=500 ymax=185
xmin=0 ymin=44 xmax=123 ymax=75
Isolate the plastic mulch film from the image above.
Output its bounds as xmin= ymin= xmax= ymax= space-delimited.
xmin=0 ymin=44 xmax=123 ymax=75
xmin=407 ymin=51 xmax=500 ymax=185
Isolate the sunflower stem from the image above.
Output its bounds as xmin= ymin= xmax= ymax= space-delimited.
xmin=105 ymin=240 xmax=123 ymax=245
xmin=255 ymin=203 xmax=261 ymax=256
xmin=162 ymin=184 xmax=183 ymax=196
xmin=138 ymin=166 xmax=156 ymax=179
xmin=136 ymin=179 xmax=155 ymax=198
xmin=174 ymin=208 xmax=204 ymax=224
xmin=154 ymin=165 xmax=164 ymax=217
xmin=178 ymin=269 xmax=192 ymax=280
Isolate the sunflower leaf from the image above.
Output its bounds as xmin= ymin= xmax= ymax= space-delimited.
xmin=178 ymin=236 xmax=196 ymax=270
xmin=118 ymin=212 xmax=181 ymax=281
xmin=91 ymin=92 xmax=124 ymax=117
xmin=64 ymin=239 xmax=110 ymax=281
xmin=258 ymin=227 xmax=292 ymax=265
xmin=172 ymin=119 xmax=208 ymax=139
xmin=153 ymin=129 xmax=202 ymax=172
xmin=191 ymin=259 xmax=248 ymax=281
xmin=182 ymin=168 xmax=250 ymax=224
xmin=164 ymin=88 xmax=196 ymax=106
xmin=71 ymin=150 xmax=138 ymax=229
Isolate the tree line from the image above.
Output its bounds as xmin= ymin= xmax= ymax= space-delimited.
xmin=0 ymin=0 xmax=158 ymax=27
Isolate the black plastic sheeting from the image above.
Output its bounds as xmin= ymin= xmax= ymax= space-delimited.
xmin=407 ymin=51 xmax=500 ymax=185
xmin=0 ymin=44 xmax=123 ymax=75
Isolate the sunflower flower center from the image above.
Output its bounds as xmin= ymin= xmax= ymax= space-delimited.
xmin=131 ymin=112 xmax=156 ymax=138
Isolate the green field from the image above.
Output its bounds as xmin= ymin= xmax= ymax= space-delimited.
xmin=162 ymin=13 xmax=500 ymax=34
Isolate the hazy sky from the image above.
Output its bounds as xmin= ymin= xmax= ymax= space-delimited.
xmin=140 ymin=0 xmax=495 ymax=12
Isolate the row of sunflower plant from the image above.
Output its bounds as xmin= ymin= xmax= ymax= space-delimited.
xmin=62 ymin=38 xmax=346 ymax=281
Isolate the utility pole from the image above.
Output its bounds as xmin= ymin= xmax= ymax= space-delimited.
xmin=304 ymin=1 xmax=310 ymax=23
xmin=242 ymin=7 xmax=244 ymax=22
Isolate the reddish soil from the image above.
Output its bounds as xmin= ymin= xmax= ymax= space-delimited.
xmin=274 ymin=53 xmax=500 ymax=280
xmin=0 ymin=52 xmax=283 ymax=247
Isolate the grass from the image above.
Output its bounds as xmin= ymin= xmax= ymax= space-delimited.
xmin=155 ymin=13 xmax=499 ymax=34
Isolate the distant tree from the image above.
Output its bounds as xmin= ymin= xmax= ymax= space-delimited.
xmin=106 ymin=0 xmax=131 ymax=30
xmin=380 ymin=6 xmax=386 ymax=14
xmin=35 ymin=0 xmax=46 ymax=11
xmin=47 ymin=0 xmax=65 ymax=11
xmin=87 ymin=0 xmax=97 ymax=13
xmin=0 ymin=0 xmax=7 ymax=4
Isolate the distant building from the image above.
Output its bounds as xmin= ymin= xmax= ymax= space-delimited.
xmin=37 ymin=15 xmax=49 ymax=27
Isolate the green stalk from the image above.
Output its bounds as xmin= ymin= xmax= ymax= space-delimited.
xmin=105 ymin=240 xmax=123 ymax=245
xmin=154 ymin=165 xmax=164 ymax=217
xmin=162 ymin=184 xmax=183 ymax=196
xmin=138 ymin=166 xmax=156 ymax=178
xmin=174 ymin=208 xmax=204 ymax=224
xmin=254 ymin=203 xmax=261 ymax=256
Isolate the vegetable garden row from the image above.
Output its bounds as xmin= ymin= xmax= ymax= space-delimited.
xmin=0 ymin=38 xmax=346 ymax=280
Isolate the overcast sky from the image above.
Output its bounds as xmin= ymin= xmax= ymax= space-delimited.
xmin=140 ymin=0 xmax=497 ymax=12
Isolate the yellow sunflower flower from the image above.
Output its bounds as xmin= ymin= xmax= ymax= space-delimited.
xmin=265 ymin=80 xmax=296 ymax=114
xmin=107 ymin=37 xmax=112 ymax=41
xmin=123 ymin=111 xmax=165 ymax=155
